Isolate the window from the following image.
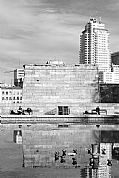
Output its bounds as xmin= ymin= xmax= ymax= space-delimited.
xmin=6 ymin=97 xmax=8 ymax=100
xmin=2 ymin=97 xmax=4 ymax=100
xmin=6 ymin=91 xmax=8 ymax=95
xmin=58 ymin=124 xmax=69 ymax=128
xmin=9 ymin=97 xmax=12 ymax=100
xmin=13 ymin=97 xmax=15 ymax=100
xmin=17 ymin=97 xmax=19 ymax=100
xmin=2 ymin=91 xmax=4 ymax=94
xmin=58 ymin=106 xmax=70 ymax=115
xmin=20 ymin=97 xmax=22 ymax=100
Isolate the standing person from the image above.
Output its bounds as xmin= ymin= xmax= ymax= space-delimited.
xmin=96 ymin=106 xmax=100 ymax=115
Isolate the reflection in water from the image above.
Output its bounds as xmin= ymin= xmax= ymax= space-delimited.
xmin=80 ymin=143 xmax=112 ymax=178
xmin=80 ymin=167 xmax=111 ymax=178
xmin=22 ymin=128 xmax=119 ymax=177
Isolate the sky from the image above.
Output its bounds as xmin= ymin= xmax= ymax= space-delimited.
xmin=0 ymin=0 xmax=119 ymax=83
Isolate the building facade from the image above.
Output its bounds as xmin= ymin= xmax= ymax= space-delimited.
xmin=14 ymin=68 xmax=24 ymax=87
xmin=0 ymin=86 xmax=22 ymax=104
xmin=111 ymin=51 xmax=119 ymax=65
xmin=79 ymin=18 xmax=111 ymax=72
xmin=103 ymin=65 xmax=119 ymax=84
xmin=22 ymin=62 xmax=99 ymax=115
xmin=100 ymin=84 xmax=119 ymax=103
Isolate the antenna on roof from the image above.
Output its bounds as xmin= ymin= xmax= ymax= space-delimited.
xmin=99 ymin=17 xmax=102 ymax=23
xmin=11 ymin=79 xmax=13 ymax=86
xmin=19 ymin=59 xmax=21 ymax=68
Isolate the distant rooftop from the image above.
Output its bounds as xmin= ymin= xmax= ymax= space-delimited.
xmin=46 ymin=60 xmax=65 ymax=66
xmin=0 ymin=86 xmax=22 ymax=89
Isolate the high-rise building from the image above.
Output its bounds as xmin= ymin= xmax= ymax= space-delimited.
xmin=79 ymin=18 xmax=111 ymax=72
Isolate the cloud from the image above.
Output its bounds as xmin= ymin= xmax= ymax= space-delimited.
xmin=0 ymin=0 xmax=85 ymax=61
xmin=107 ymin=0 xmax=119 ymax=11
xmin=0 ymin=0 xmax=119 ymax=82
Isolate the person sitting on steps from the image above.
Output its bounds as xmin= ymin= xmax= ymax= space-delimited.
xmin=17 ymin=106 xmax=23 ymax=115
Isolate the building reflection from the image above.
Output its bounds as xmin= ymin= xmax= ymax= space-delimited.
xmin=80 ymin=143 xmax=112 ymax=178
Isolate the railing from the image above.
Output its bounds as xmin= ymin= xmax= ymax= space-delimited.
xmin=91 ymin=109 xmax=107 ymax=115
xmin=1 ymin=115 xmax=119 ymax=124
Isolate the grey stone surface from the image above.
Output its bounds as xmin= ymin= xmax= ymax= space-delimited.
xmin=22 ymin=64 xmax=99 ymax=115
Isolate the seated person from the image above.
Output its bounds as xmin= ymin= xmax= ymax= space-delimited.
xmin=27 ymin=108 xmax=32 ymax=115
xmin=84 ymin=110 xmax=89 ymax=114
xmin=17 ymin=106 xmax=23 ymax=115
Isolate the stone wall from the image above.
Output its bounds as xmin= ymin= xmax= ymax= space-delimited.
xmin=22 ymin=64 xmax=99 ymax=115
xmin=1 ymin=63 xmax=119 ymax=115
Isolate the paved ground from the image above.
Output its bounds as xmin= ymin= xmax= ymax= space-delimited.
xmin=0 ymin=125 xmax=119 ymax=178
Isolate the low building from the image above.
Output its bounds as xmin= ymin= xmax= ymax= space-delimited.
xmin=103 ymin=65 xmax=119 ymax=84
xmin=100 ymin=84 xmax=119 ymax=103
xmin=0 ymin=86 xmax=22 ymax=104
xmin=14 ymin=68 xmax=24 ymax=87
xmin=111 ymin=51 xmax=119 ymax=65
xmin=22 ymin=62 xmax=99 ymax=115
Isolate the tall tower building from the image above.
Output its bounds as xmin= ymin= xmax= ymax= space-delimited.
xmin=79 ymin=18 xmax=111 ymax=72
